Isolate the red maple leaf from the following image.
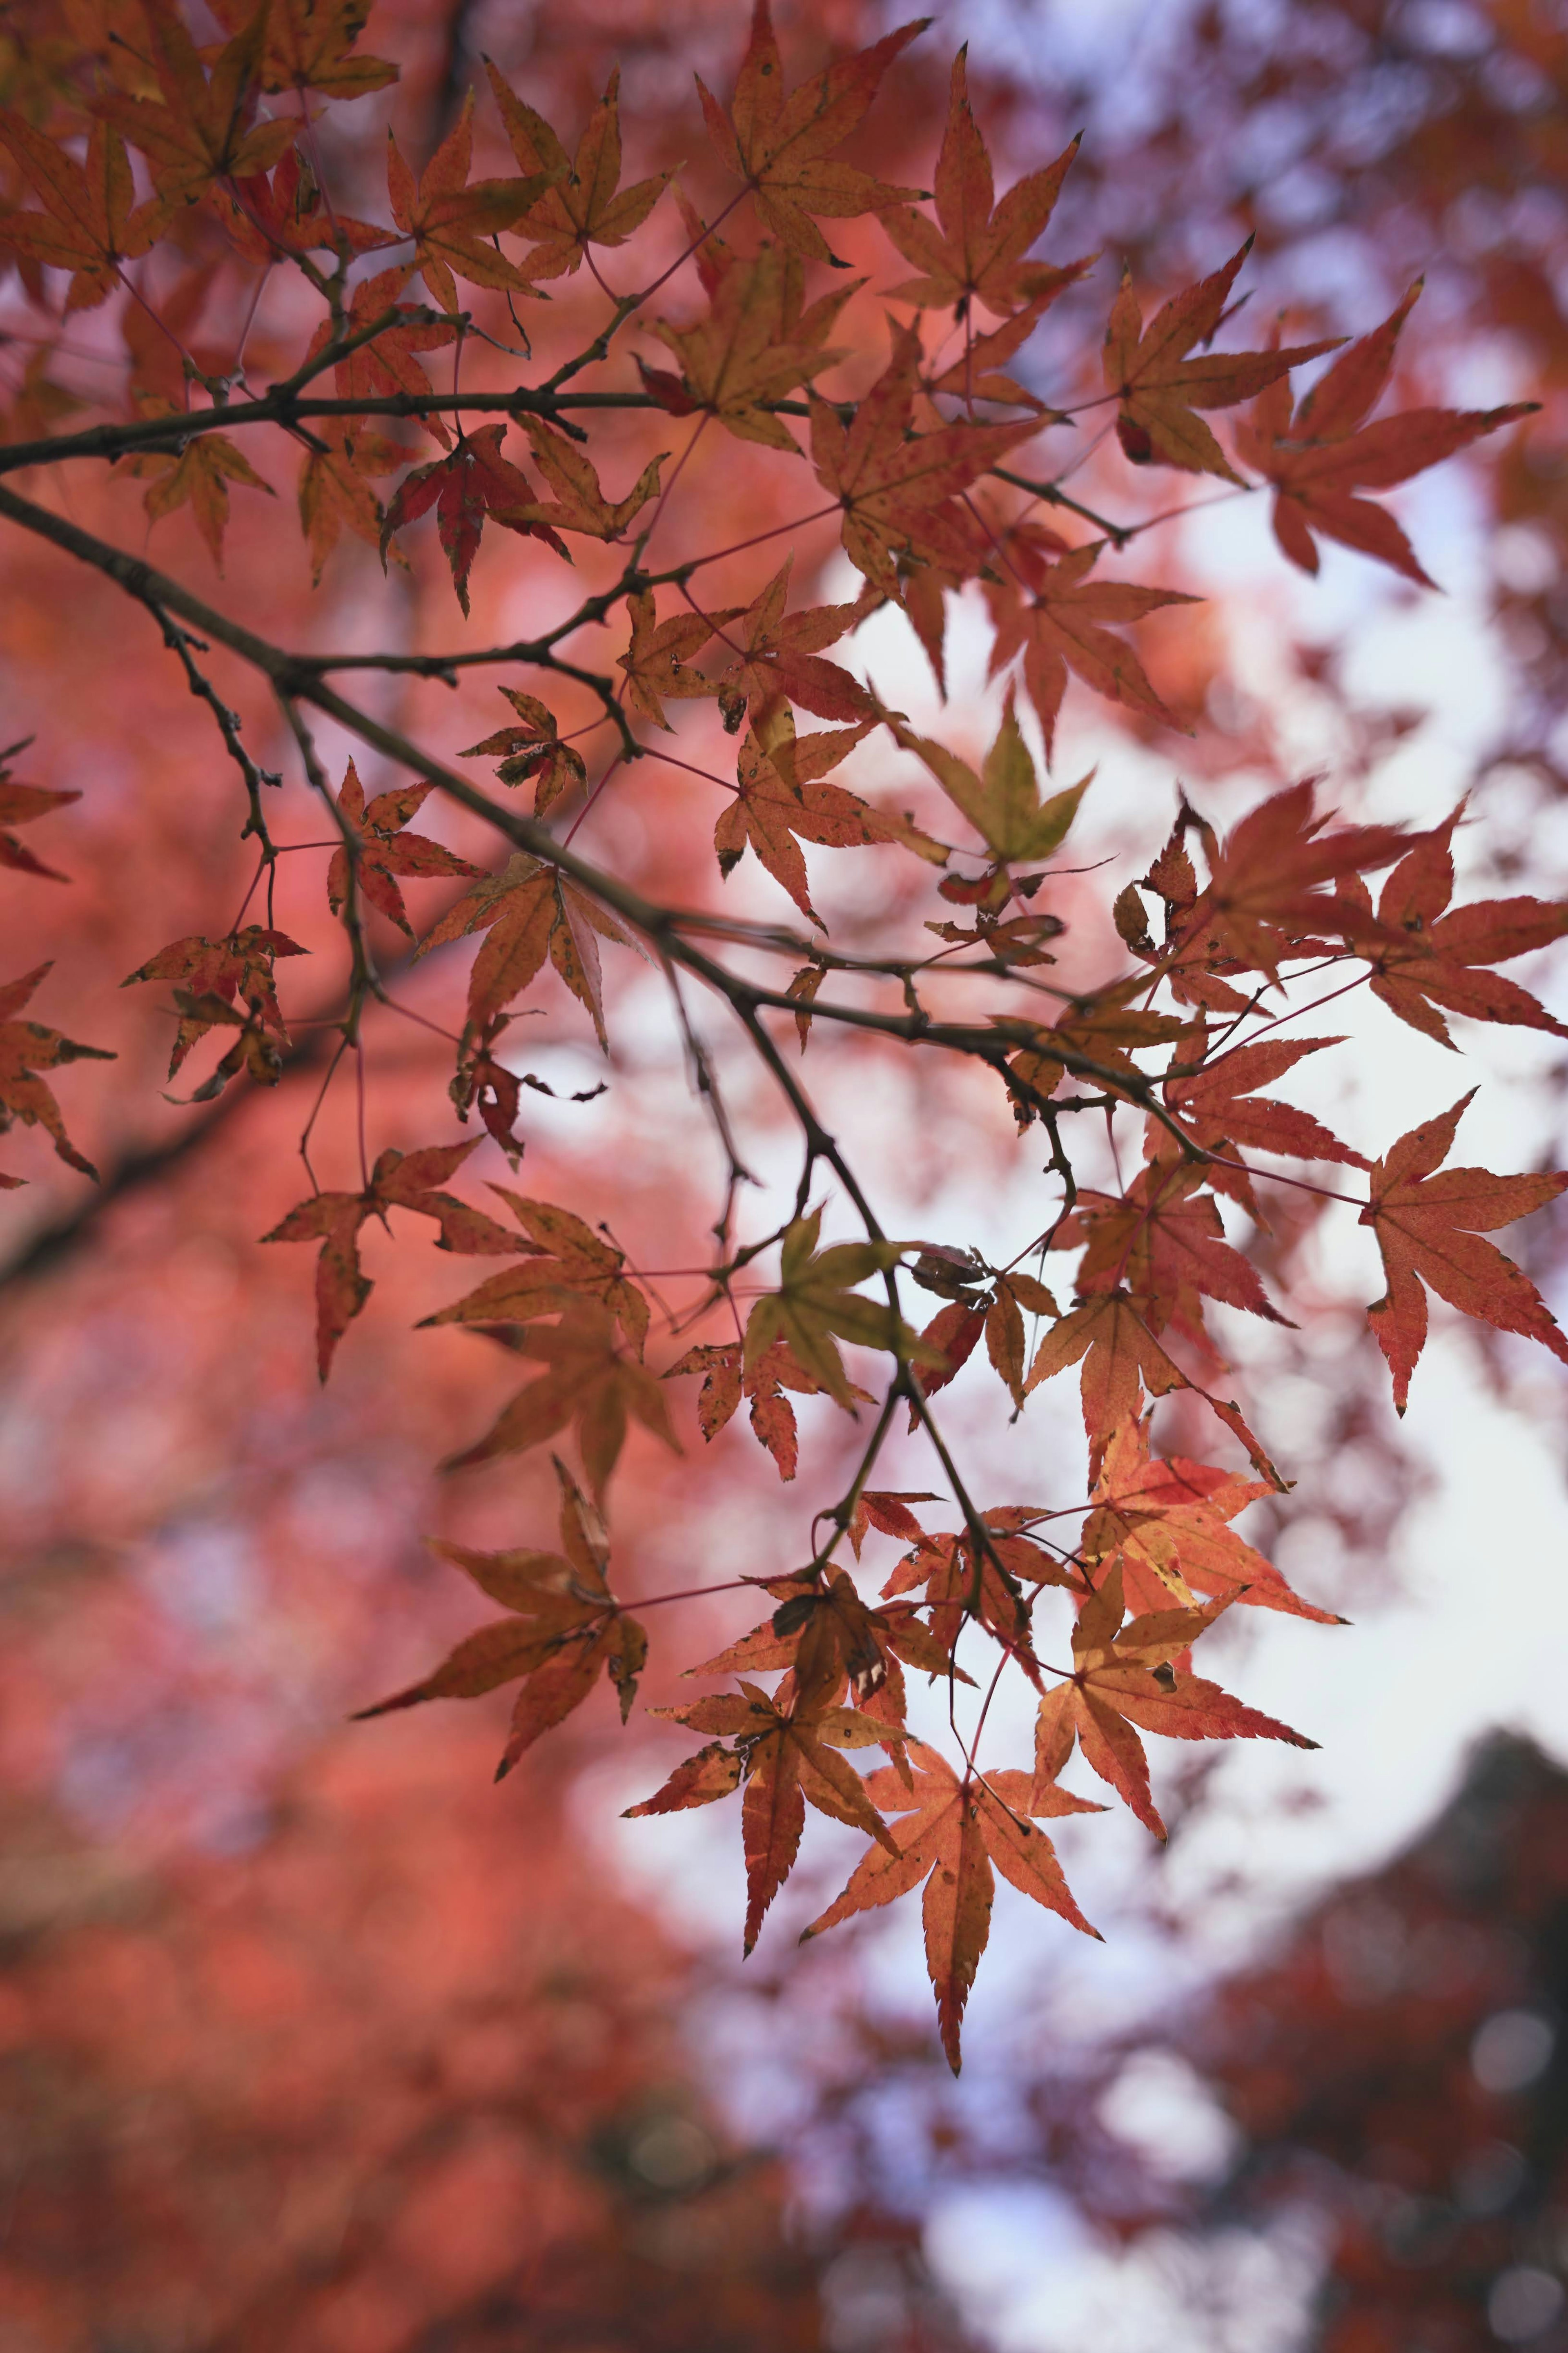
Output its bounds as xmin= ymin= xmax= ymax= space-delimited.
xmin=697 ymin=2 xmax=929 ymax=265
xmin=882 ymin=49 xmax=1086 ymax=317
xmin=1236 ymin=283 xmax=1537 ymax=586
xmin=1361 ymin=1092 xmax=1568 ymax=1412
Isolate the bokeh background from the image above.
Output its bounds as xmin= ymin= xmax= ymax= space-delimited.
xmin=1 ymin=2 xmax=1566 ymax=2346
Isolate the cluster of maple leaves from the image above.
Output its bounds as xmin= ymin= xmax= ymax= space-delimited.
xmin=1 ymin=0 xmax=1566 ymax=2070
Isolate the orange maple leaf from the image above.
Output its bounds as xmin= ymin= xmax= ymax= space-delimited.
xmin=122 ymin=924 xmax=305 ymax=1077
xmin=642 ymin=239 xmax=853 ymax=451
xmin=325 ymin=760 xmax=481 ymax=936
xmin=616 ymin=591 xmax=735 ymax=729
xmin=262 ymin=1138 xmax=517 ymax=1378
xmin=1360 ymin=1091 xmax=1568 ymax=1413
xmin=94 ymin=0 xmax=298 ymax=208
xmin=442 ymin=1302 xmax=679 ymax=1495
xmin=716 ymin=712 xmax=944 ymax=927
xmin=1033 ymin=1565 xmax=1316 ymax=1841
xmin=664 ymin=1334 xmax=872 ymax=1483
xmin=117 ymin=413 xmax=274 ymax=571
xmin=385 ymin=88 xmax=559 ymax=319
xmin=501 ymin=417 xmax=663 ymax=542
xmin=296 ymin=437 xmax=398 ymax=584
xmin=1236 ymin=283 xmax=1537 ymax=586
xmin=628 ymin=1682 xmax=898 ymax=1954
xmin=1103 ymin=239 xmax=1339 ymax=481
xmin=207 ymin=0 xmax=398 ymax=100
xmin=0 ymin=116 xmax=165 ymax=312
xmin=461 ymin=688 xmax=588 ymax=816
xmin=0 ymin=961 xmax=115 ymax=1182
xmin=697 ymin=2 xmax=929 ymax=265
xmin=882 ymin=49 xmax=1086 ymax=317
xmin=1082 ymin=1417 xmax=1338 ymax=1624
xmin=414 ymin=852 xmax=633 ymax=1046
xmin=421 ymin=1189 xmax=650 ymax=1356
xmin=686 ymin=1569 xmax=956 ymax=1709
xmin=712 ymin=560 xmax=875 ymax=728
xmin=353 ymin=1460 xmax=645 ymax=1780
xmin=485 ymin=61 xmax=670 ymax=281
xmin=802 ymin=1740 xmax=1102 ymax=2071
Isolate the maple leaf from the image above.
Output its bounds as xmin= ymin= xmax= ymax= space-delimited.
xmin=997 ymin=978 xmax=1193 ymax=1109
xmin=122 ymin=925 xmax=306 ymax=1077
xmin=443 ymin=1303 xmax=679 ymax=1498
xmin=802 ymin=1740 xmax=1102 ymax=2071
xmin=744 ymin=1206 xmax=929 ymax=1410
xmin=922 ymin=290 xmax=1076 ymax=408
xmin=643 ymin=240 xmax=853 ymax=451
xmin=688 ymin=1568 xmax=957 ymax=1710
xmin=117 ymin=416 xmax=274 ymax=571
xmin=1160 ymin=1033 xmax=1367 ymax=1223
xmin=1057 ymin=1160 xmax=1290 ymax=1334
xmin=880 ymin=1522 xmax=1055 ymax=1664
xmin=0 ymin=742 xmax=78 ymax=881
xmin=353 ymin=1459 xmax=645 ymax=1780
xmin=0 ymin=116 xmax=165 ymax=312
xmin=262 ymin=1138 xmax=517 ymax=1378
xmin=210 ymin=139 xmax=394 ymax=265
xmin=810 ymin=322 xmax=1038 ymax=596
xmin=697 ymin=2 xmax=929 ymax=265
xmin=716 ymin=710 xmax=944 ymax=927
xmin=1173 ymin=779 xmax=1410 ymax=981
xmin=162 ymin=993 xmax=289 ymax=1100
xmin=1033 ymin=1564 xmax=1316 ymax=1840
xmin=415 ymin=853 xmax=633 ymax=1046
xmin=297 ymin=440 xmax=390 ymax=583
xmin=0 ymin=345 xmax=82 ymax=447
xmin=485 ymin=61 xmax=670 ymax=281
xmin=1235 ymin=283 xmax=1537 ymax=586
xmin=1343 ymin=808 xmax=1568 ymax=1048
xmin=94 ymin=0 xmax=299 ymax=209
xmin=984 ymin=545 xmax=1198 ymax=759
xmin=633 ymin=1680 xmax=899 ymax=1952
xmin=891 ymin=694 xmax=1091 ymax=865
xmin=882 ymin=50 xmax=1085 ymax=317
xmin=713 ymin=561 xmax=875 ymax=729
xmin=386 ymin=89 xmax=560 ymax=319
xmin=325 ymin=760 xmax=480 ymax=937
xmin=206 ymin=0 xmax=398 ymax=100
xmin=1082 ymin=1417 xmax=1338 ymax=1624
xmin=664 ymin=1334 xmax=872 ymax=1482
xmin=303 ymin=264 xmax=457 ymax=446
xmin=616 ymin=591 xmax=734 ymax=729
xmin=1103 ymin=240 xmax=1340 ymax=481
xmin=499 ymin=418 xmax=663 ymax=542
xmin=1360 ymin=1092 xmax=1568 ymax=1413
xmin=380 ymin=426 xmax=569 ymax=615
xmin=979 ymin=1268 xmax=1060 ymax=1407
xmin=421 ymin=1189 xmax=649 ymax=1355
xmin=461 ymin=687 xmax=587 ymax=817
xmin=1025 ymin=1289 xmax=1283 ymax=1490
xmin=0 ymin=963 xmax=115 ymax=1181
